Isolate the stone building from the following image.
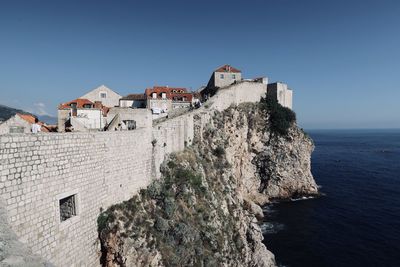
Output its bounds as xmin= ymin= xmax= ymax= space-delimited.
xmin=0 ymin=113 xmax=50 ymax=134
xmin=145 ymin=86 xmax=193 ymax=113
xmin=80 ymin=85 xmax=122 ymax=108
xmin=119 ymin=94 xmax=147 ymax=108
xmin=267 ymin=82 xmax=293 ymax=109
xmin=58 ymin=98 xmax=109 ymax=132
xmin=106 ymin=107 xmax=152 ymax=130
xmin=201 ymin=64 xmax=242 ymax=100
xmin=209 ymin=64 xmax=242 ymax=88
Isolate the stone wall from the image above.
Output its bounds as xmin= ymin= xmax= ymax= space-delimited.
xmin=107 ymin=108 xmax=152 ymax=129
xmin=0 ymin=129 xmax=153 ymax=266
xmin=205 ymin=81 xmax=267 ymax=112
xmin=152 ymin=114 xmax=194 ymax=178
xmin=0 ymin=115 xmax=31 ymax=135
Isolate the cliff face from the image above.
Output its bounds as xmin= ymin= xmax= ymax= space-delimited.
xmin=98 ymin=102 xmax=318 ymax=267
xmin=215 ymin=103 xmax=319 ymax=202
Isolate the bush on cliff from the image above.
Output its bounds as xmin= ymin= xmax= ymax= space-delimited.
xmin=260 ymin=94 xmax=296 ymax=136
xmin=98 ymin=145 xmax=246 ymax=266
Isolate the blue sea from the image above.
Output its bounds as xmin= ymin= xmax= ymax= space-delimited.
xmin=262 ymin=129 xmax=400 ymax=267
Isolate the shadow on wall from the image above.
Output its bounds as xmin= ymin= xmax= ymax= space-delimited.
xmin=0 ymin=201 xmax=50 ymax=266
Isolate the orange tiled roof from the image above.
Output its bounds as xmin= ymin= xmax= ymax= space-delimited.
xmin=17 ymin=113 xmax=36 ymax=124
xmin=59 ymin=98 xmax=110 ymax=116
xmin=58 ymin=98 xmax=94 ymax=109
xmin=214 ymin=64 xmax=241 ymax=73
xmin=145 ymin=86 xmax=193 ymax=102
xmin=16 ymin=113 xmax=50 ymax=132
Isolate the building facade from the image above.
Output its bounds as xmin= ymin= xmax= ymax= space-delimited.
xmin=207 ymin=64 xmax=242 ymax=88
xmin=119 ymin=94 xmax=147 ymax=108
xmin=145 ymin=86 xmax=193 ymax=113
xmin=58 ymin=98 xmax=108 ymax=132
xmin=80 ymin=85 xmax=122 ymax=108
xmin=0 ymin=114 xmax=50 ymax=134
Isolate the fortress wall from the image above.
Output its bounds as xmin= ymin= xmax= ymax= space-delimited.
xmin=0 ymin=128 xmax=152 ymax=266
xmin=206 ymin=81 xmax=267 ymax=112
xmin=152 ymin=114 xmax=194 ymax=178
xmin=0 ymin=81 xmax=265 ymax=266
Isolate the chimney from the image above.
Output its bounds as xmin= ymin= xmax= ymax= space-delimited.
xmin=94 ymin=101 xmax=102 ymax=109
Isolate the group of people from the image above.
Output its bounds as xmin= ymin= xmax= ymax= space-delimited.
xmin=190 ymin=99 xmax=202 ymax=110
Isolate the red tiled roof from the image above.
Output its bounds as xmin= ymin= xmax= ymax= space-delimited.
xmin=17 ymin=113 xmax=36 ymax=124
xmin=59 ymin=98 xmax=94 ymax=109
xmin=16 ymin=113 xmax=50 ymax=132
xmin=59 ymin=98 xmax=109 ymax=116
xmin=145 ymin=86 xmax=188 ymax=96
xmin=214 ymin=64 xmax=241 ymax=73
xmin=145 ymin=86 xmax=193 ymax=102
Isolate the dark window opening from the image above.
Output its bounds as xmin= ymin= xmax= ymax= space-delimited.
xmin=123 ymin=120 xmax=136 ymax=130
xmin=59 ymin=194 xmax=77 ymax=222
xmin=9 ymin=126 xmax=24 ymax=133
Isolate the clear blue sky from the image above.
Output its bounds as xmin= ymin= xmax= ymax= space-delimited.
xmin=1 ymin=0 xmax=399 ymax=129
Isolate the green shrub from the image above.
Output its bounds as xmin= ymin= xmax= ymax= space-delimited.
xmin=213 ymin=146 xmax=225 ymax=157
xmin=97 ymin=212 xmax=109 ymax=232
xmin=260 ymin=94 xmax=296 ymax=136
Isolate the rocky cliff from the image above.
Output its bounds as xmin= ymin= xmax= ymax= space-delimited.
xmin=98 ymin=101 xmax=319 ymax=267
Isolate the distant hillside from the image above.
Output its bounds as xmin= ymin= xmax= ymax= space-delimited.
xmin=0 ymin=104 xmax=57 ymax=124
xmin=0 ymin=104 xmax=30 ymax=122
xmin=37 ymin=115 xmax=57 ymax=125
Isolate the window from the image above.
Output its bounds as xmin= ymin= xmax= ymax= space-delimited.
xmin=161 ymin=93 xmax=166 ymax=99
xmin=220 ymin=74 xmax=224 ymax=79
xmin=100 ymin=92 xmax=107 ymax=98
xmin=59 ymin=194 xmax=77 ymax=222
xmin=232 ymin=74 xmax=236 ymax=79
xmin=123 ymin=120 xmax=136 ymax=130
xmin=152 ymin=93 xmax=157 ymax=99
xmin=9 ymin=126 xmax=24 ymax=133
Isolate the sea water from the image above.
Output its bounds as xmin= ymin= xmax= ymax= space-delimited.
xmin=262 ymin=129 xmax=400 ymax=267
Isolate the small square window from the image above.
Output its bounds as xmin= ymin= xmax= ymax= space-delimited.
xmin=220 ymin=74 xmax=224 ymax=79
xmin=100 ymin=93 xmax=107 ymax=98
xmin=9 ymin=126 xmax=24 ymax=133
xmin=59 ymin=194 xmax=77 ymax=222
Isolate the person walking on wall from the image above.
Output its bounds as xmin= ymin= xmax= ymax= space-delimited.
xmin=31 ymin=118 xmax=41 ymax=133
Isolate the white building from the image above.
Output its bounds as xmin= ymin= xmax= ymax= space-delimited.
xmin=267 ymin=82 xmax=293 ymax=109
xmin=119 ymin=94 xmax=147 ymax=108
xmin=80 ymin=85 xmax=122 ymax=108
xmin=0 ymin=113 xmax=51 ymax=134
xmin=58 ymin=98 xmax=107 ymax=132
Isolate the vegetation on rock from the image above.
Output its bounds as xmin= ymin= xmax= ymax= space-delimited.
xmin=259 ymin=94 xmax=296 ymax=136
xmin=98 ymin=145 xmax=253 ymax=266
xmin=98 ymin=100 xmax=317 ymax=267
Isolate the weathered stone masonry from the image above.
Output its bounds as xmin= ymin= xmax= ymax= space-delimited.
xmin=0 ymin=118 xmax=192 ymax=266
xmin=0 ymin=81 xmax=267 ymax=266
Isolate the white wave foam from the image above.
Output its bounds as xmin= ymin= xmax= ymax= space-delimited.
xmin=260 ymin=222 xmax=285 ymax=234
